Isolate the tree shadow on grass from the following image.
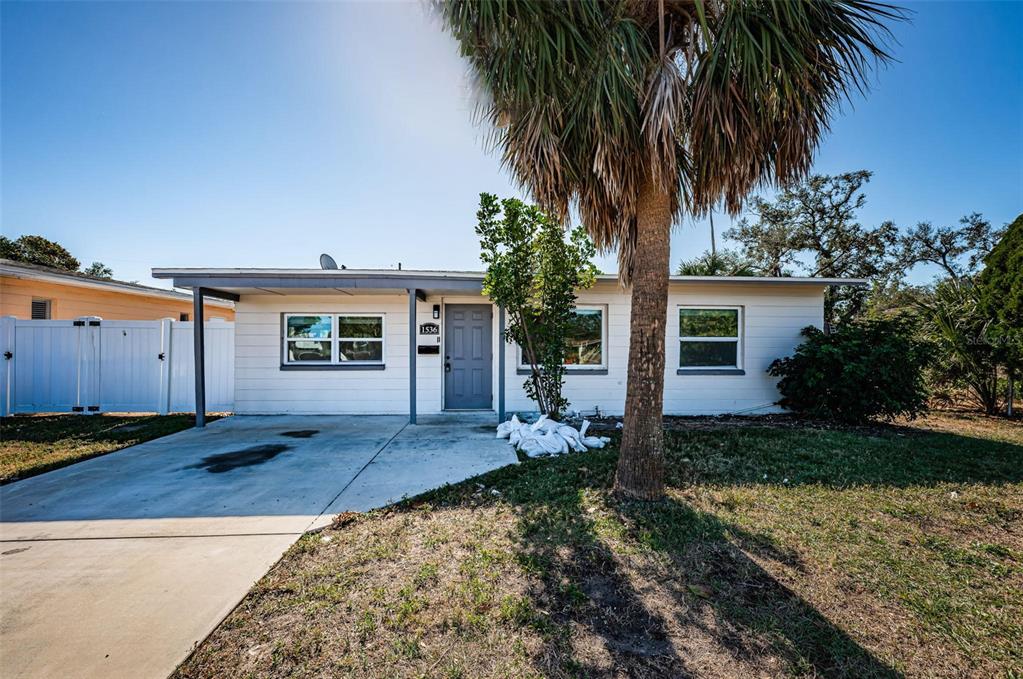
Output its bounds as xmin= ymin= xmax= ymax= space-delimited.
xmin=492 ymin=452 xmax=901 ymax=678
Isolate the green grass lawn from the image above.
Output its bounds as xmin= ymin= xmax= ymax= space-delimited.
xmin=0 ymin=413 xmax=205 ymax=483
xmin=173 ymin=411 xmax=1020 ymax=678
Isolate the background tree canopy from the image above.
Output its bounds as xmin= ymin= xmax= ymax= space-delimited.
xmin=1 ymin=233 xmax=114 ymax=280
xmin=1 ymin=234 xmax=81 ymax=271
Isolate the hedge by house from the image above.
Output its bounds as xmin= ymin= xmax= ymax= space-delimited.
xmin=769 ymin=317 xmax=931 ymax=423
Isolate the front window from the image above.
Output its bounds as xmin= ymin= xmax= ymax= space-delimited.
xmin=564 ymin=308 xmax=604 ymax=366
xmin=283 ymin=314 xmax=384 ymax=365
xmin=338 ymin=315 xmax=384 ymax=362
xmin=520 ymin=307 xmax=605 ymax=369
xmin=678 ymin=307 xmax=742 ymax=369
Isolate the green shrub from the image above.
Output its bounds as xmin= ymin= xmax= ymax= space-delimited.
xmin=768 ymin=317 xmax=931 ymax=423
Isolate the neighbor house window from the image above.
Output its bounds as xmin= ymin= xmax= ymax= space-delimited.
xmin=678 ymin=306 xmax=742 ymax=369
xmin=282 ymin=314 xmax=384 ymax=366
xmin=179 ymin=313 xmax=189 ymax=322
xmin=519 ymin=306 xmax=606 ymax=370
xmin=31 ymin=299 xmax=51 ymax=320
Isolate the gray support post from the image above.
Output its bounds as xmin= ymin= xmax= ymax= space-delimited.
xmin=409 ymin=288 xmax=417 ymax=424
xmin=498 ymin=305 xmax=506 ymax=423
xmin=193 ymin=288 xmax=206 ymax=428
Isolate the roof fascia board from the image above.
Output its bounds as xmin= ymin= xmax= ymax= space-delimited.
xmin=166 ymin=275 xmax=484 ymax=292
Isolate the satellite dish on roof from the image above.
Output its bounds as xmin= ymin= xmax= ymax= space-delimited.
xmin=319 ymin=253 xmax=339 ymax=270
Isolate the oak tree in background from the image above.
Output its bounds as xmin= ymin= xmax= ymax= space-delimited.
xmin=476 ymin=193 xmax=598 ymax=417
xmin=899 ymin=213 xmax=1005 ymax=282
xmin=439 ymin=0 xmax=904 ymax=499
xmin=82 ymin=262 xmax=114 ymax=279
xmin=727 ymin=171 xmax=902 ymax=325
xmin=0 ymin=234 xmax=81 ymax=272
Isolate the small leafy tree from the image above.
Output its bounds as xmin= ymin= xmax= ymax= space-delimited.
xmin=769 ymin=317 xmax=931 ymax=423
xmin=0 ymin=234 xmax=80 ymax=271
xmin=476 ymin=193 xmax=598 ymax=417
xmin=82 ymin=261 xmax=114 ymax=279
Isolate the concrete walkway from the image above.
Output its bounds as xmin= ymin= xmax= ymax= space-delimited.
xmin=0 ymin=414 xmax=516 ymax=679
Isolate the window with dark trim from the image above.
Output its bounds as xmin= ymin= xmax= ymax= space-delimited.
xmin=678 ymin=306 xmax=742 ymax=370
xmin=518 ymin=306 xmax=606 ymax=371
xmin=282 ymin=313 xmax=385 ymax=366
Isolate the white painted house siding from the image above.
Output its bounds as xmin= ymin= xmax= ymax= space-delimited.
xmin=232 ymin=283 xmax=824 ymax=416
xmin=501 ymin=281 xmax=824 ymax=416
xmin=233 ymin=294 xmax=497 ymax=415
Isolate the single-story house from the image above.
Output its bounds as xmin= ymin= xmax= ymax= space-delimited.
xmin=152 ymin=267 xmax=864 ymax=426
xmin=1 ymin=259 xmax=235 ymax=321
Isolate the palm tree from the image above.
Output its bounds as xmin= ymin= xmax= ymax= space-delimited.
xmin=439 ymin=0 xmax=903 ymax=499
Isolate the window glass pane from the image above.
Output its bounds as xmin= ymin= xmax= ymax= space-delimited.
xmin=287 ymin=315 xmax=332 ymax=338
xmin=679 ymin=341 xmax=738 ymax=367
xmin=338 ymin=316 xmax=383 ymax=339
xmin=287 ymin=340 xmax=331 ymax=362
xmin=564 ymin=309 xmax=603 ymax=365
xmin=339 ymin=340 xmax=383 ymax=362
xmin=679 ymin=308 xmax=738 ymax=337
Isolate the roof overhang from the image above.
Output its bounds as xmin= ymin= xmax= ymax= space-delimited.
xmin=151 ymin=268 xmax=867 ymax=298
xmin=151 ymin=268 xmax=486 ymax=298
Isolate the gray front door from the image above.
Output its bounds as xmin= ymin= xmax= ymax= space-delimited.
xmin=444 ymin=304 xmax=493 ymax=409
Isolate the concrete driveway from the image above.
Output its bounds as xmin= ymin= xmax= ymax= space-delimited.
xmin=0 ymin=414 xmax=516 ymax=679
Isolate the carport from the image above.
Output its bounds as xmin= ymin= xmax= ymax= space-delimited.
xmin=151 ymin=268 xmax=508 ymax=427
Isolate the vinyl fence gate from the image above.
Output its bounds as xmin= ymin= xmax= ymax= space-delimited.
xmin=0 ymin=316 xmax=233 ymax=416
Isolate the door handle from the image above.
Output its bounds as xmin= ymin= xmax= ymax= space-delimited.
xmin=445 ymin=362 xmax=451 ymax=373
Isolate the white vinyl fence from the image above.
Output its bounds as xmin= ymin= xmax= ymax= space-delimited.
xmin=0 ymin=316 xmax=233 ymax=415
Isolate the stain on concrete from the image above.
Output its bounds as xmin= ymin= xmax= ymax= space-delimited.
xmin=2 ymin=547 xmax=30 ymax=556
xmin=280 ymin=430 xmax=319 ymax=439
xmin=186 ymin=444 xmax=291 ymax=473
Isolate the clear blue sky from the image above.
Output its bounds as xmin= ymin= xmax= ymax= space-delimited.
xmin=2 ymin=1 xmax=1021 ymax=288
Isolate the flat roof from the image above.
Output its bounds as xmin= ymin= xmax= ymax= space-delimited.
xmin=2 ymin=259 xmax=235 ymax=307
xmin=151 ymin=267 xmax=867 ymax=299
xmin=151 ymin=266 xmax=867 ymax=291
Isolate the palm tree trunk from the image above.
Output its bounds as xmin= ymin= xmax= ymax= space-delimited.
xmin=614 ymin=179 xmax=671 ymax=500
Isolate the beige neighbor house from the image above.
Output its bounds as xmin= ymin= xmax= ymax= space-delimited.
xmin=1 ymin=259 xmax=234 ymax=321
xmin=152 ymin=267 xmax=864 ymax=424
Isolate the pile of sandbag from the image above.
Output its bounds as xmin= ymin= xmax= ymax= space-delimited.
xmin=496 ymin=414 xmax=611 ymax=458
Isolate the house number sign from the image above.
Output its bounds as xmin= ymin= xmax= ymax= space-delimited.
xmin=419 ymin=322 xmax=440 ymax=335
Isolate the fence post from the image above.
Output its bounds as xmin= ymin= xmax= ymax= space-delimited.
xmin=158 ymin=318 xmax=173 ymax=415
xmin=0 ymin=316 xmax=15 ymax=417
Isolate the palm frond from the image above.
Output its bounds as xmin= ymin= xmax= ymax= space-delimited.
xmin=437 ymin=0 xmax=905 ymax=282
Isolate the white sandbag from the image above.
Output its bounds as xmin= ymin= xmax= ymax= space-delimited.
xmin=557 ymin=425 xmax=587 ymax=452
xmin=536 ymin=431 xmax=569 ymax=455
xmin=518 ymin=437 xmax=547 ymax=457
xmin=499 ymin=414 xmax=612 ymax=456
